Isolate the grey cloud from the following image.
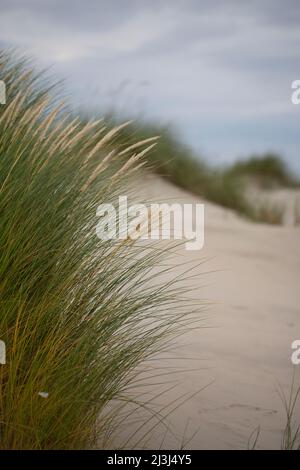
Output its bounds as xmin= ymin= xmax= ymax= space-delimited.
xmin=0 ymin=0 xmax=299 ymax=170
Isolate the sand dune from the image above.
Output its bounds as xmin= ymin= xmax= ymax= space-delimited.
xmin=119 ymin=175 xmax=300 ymax=450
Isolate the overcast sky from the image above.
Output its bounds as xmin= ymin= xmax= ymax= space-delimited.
xmin=0 ymin=0 xmax=299 ymax=171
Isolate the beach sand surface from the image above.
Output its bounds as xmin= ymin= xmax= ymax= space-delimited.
xmin=106 ymin=175 xmax=300 ymax=450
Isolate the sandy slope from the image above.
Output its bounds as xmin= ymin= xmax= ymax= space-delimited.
xmin=111 ymin=175 xmax=300 ymax=450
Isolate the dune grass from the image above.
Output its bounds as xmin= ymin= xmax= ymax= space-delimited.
xmin=252 ymin=200 xmax=286 ymax=225
xmin=281 ymin=382 xmax=300 ymax=450
xmin=103 ymin=122 xmax=255 ymax=218
xmin=248 ymin=373 xmax=300 ymax=450
xmin=0 ymin=51 xmax=200 ymax=449
xmin=294 ymin=198 xmax=300 ymax=226
xmin=1 ymin=47 xmax=296 ymax=449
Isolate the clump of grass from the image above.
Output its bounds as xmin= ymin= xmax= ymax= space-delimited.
xmin=281 ymin=385 xmax=300 ymax=450
xmin=106 ymin=122 xmax=255 ymax=218
xmin=249 ymin=374 xmax=300 ymax=450
xmin=0 ymin=51 xmax=199 ymax=449
xmin=294 ymin=198 xmax=300 ymax=226
xmin=105 ymin=120 xmax=296 ymax=224
xmin=227 ymin=154 xmax=299 ymax=189
xmin=253 ymin=200 xmax=286 ymax=225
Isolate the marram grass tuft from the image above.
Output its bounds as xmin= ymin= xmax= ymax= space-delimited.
xmin=0 ymin=51 xmax=199 ymax=449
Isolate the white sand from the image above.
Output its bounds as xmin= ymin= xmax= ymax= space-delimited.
xmin=110 ymin=175 xmax=300 ymax=450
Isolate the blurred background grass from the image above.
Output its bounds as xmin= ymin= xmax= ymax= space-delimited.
xmin=1 ymin=48 xmax=299 ymax=450
xmin=101 ymin=116 xmax=299 ymax=224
